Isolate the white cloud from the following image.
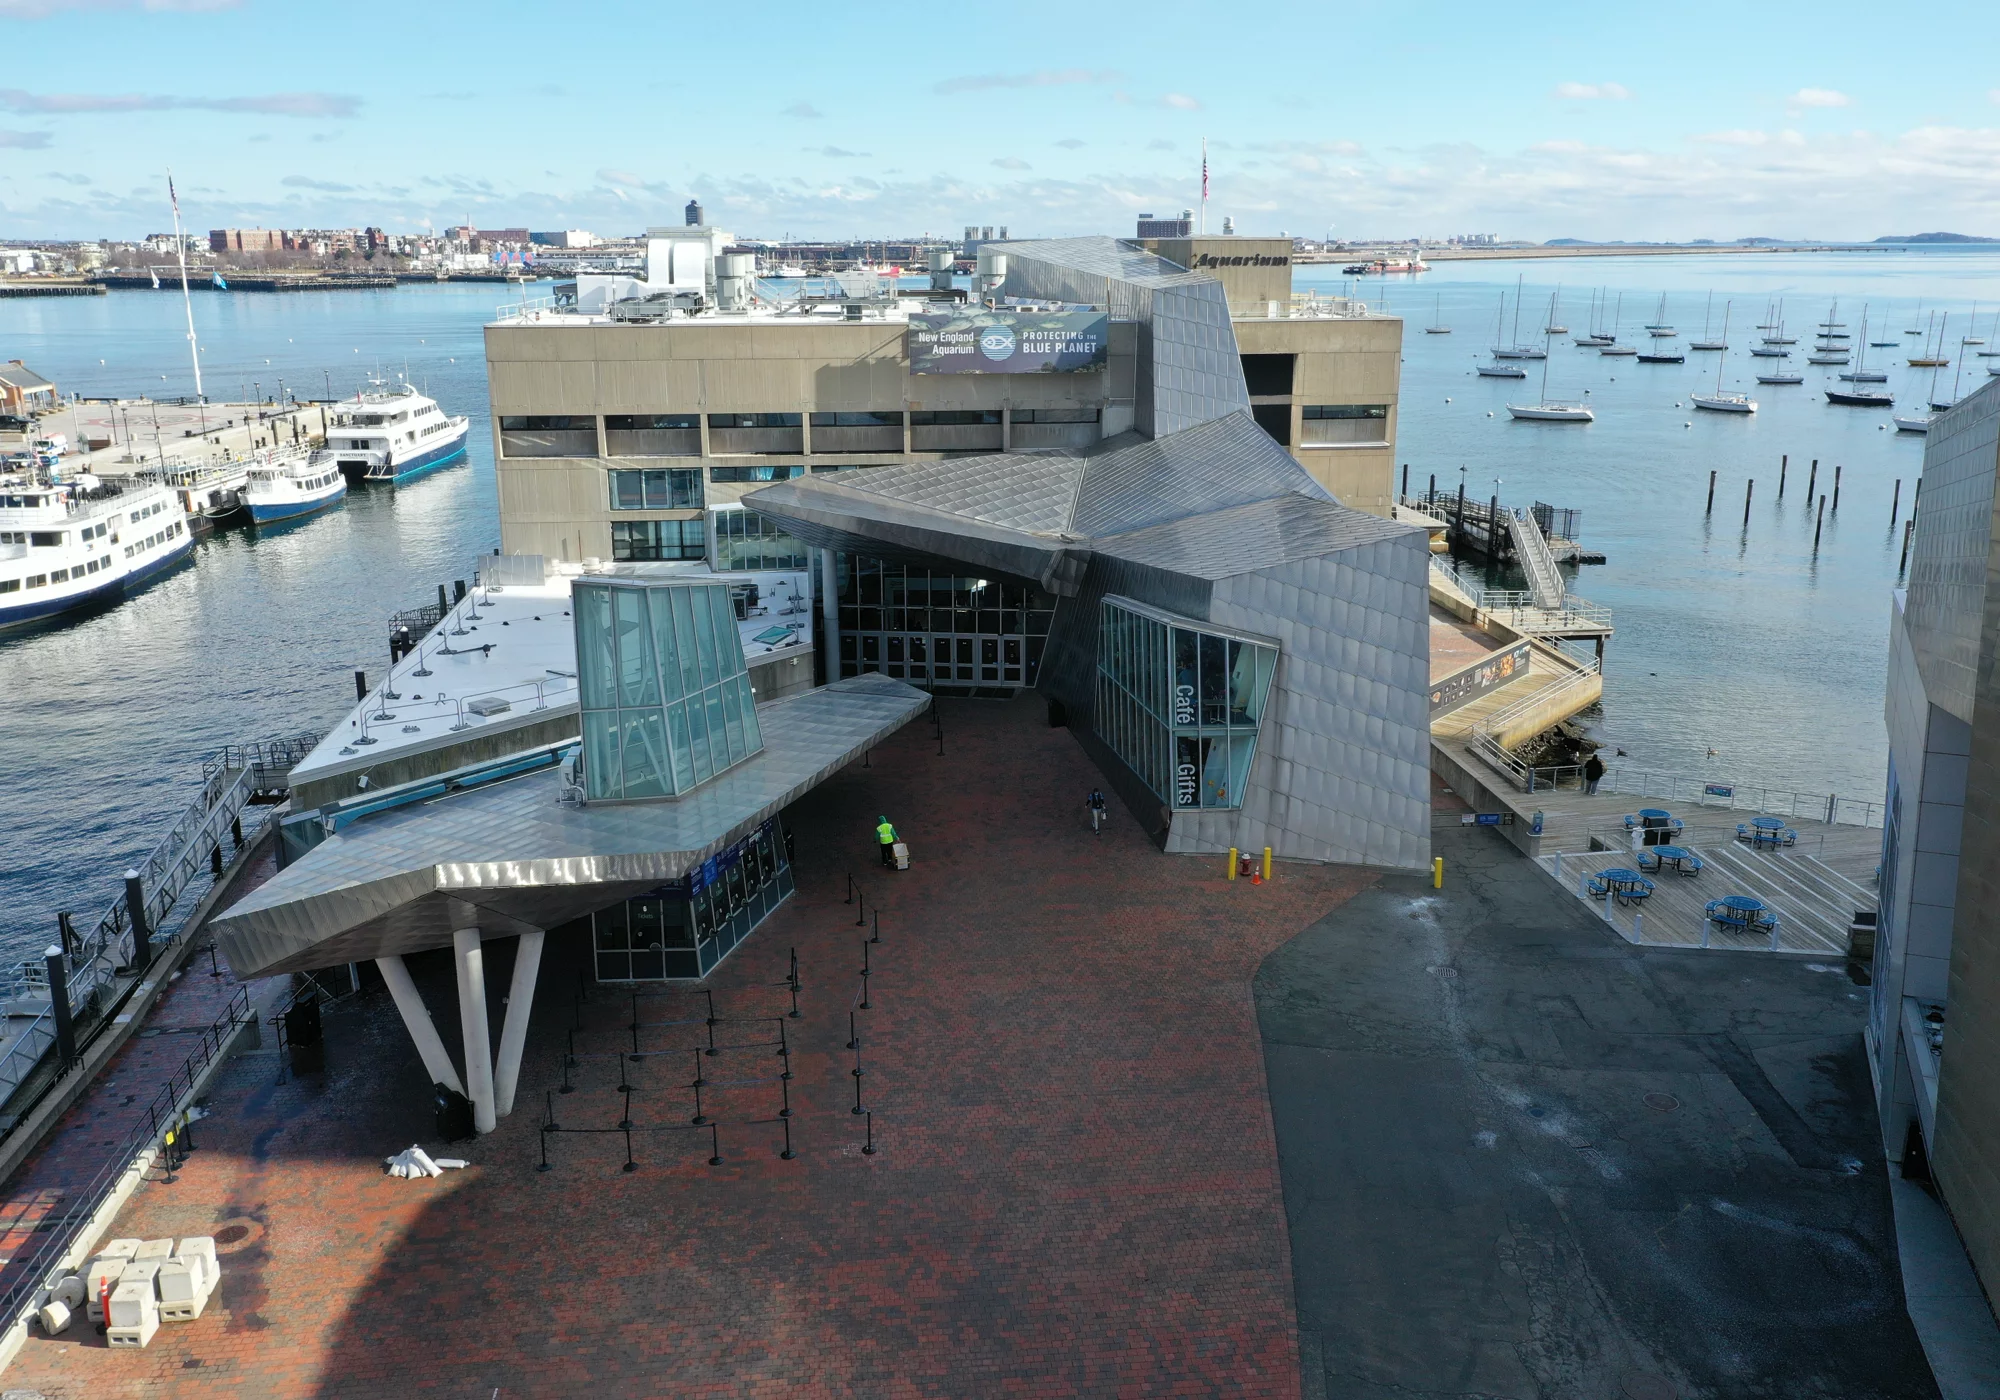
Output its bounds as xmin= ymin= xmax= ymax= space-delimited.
xmin=781 ymin=102 xmax=822 ymax=119
xmin=1554 ymin=82 xmax=1630 ymax=100
xmin=0 ymin=129 xmax=52 ymax=147
xmin=1162 ymin=93 xmax=1200 ymax=111
xmin=0 ymin=88 xmax=357 ymax=117
xmin=1054 ymin=138 xmax=1086 ymax=150
xmin=933 ymin=70 xmax=1117 ymax=95
xmin=1790 ymin=88 xmax=1851 ymax=109
xmin=991 ymin=156 xmax=1031 ymax=170
xmin=1692 ymin=129 xmax=1770 ymax=147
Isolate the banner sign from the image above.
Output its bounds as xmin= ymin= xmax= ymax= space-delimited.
xmin=907 ymin=310 xmax=1109 ymax=374
xmin=1429 ymin=639 xmax=1533 ymax=716
xmin=1703 ymin=783 xmax=1735 ymax=799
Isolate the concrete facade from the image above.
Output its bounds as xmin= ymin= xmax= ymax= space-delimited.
xmin=1871 ymin=375 xmax=2000 ymax=1308
xmin=484 ymin=235 xmax=1402 ymax=568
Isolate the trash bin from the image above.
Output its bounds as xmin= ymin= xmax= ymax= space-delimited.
xmin=434 ymin=1084 xmax=475 ymax=1142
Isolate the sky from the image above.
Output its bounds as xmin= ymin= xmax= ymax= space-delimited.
xmin=3 ymin=0 xmax=2000 ymax=244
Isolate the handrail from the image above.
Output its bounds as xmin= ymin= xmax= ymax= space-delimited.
xmin=0 ymin=985 xmax=253 ymax=1330
xmin=1507 ymin=508 xmax=1566 ymax=609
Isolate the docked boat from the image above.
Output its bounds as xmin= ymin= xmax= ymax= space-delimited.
xmin=1893 ymin=414 xmax=1933 ymax=433
xmin=1573 ymin=334 xmax=1614 ymax=347
xmin=323 ymin=380 xmax=470 ymax=485
xmin=1484 ymin=289 xmax=1538 ymax=367
xmin=1761 ymin=303 xmax=1795 ymax=346
xmin=1827 ymin=388 xmax=1894 ymax=407
xmin=1543 ymin=285 xmax=1565 ymax=335
xmin=0 ymin=470 xmax=193 ymax=632
xmin=1909 ymin=311 xmax=1950 ymax=367
xmin=1636 ymin=351 xmax=1685 ymax=363
xmin=1643 ymin=294 xmax=1673 ymax=335
xmin=762 ymin=263 xmax=809 ymax=279
xmin=1750 ymin=346 xmax=1790 ymax=358
xmin=161 ymin=459 xmax=249 ymax=526
xmin=1839 ymin=316 xmax=1886 ymax=382
xmin=1478 ymin=362 xmax=1529 ymax=378
xmin=1807 ymin=350 xmax=1851 ymax=364
xmin=1756 ymin=372 xmax=1805 ymax=385
xmin=242 ymin=449 xmax=347 ymax=524
xmin=1599 ymin=344 xmax=1638 ymax=356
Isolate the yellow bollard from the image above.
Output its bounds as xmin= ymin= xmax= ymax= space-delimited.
xmin=1433 ymin=857 xmax=1444 ymax=889
xmin=1262 ymin=847 xmax=1273 ymax=881
xmin=1227 ymin=847 xmax=1239 ymax=881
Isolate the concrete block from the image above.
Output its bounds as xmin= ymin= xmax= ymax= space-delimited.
xmin=37 ymin=1300 xmax=71 ymax=1335
xmin=84 ymin=1257 xmax=126 ymax=1322
xmin=51 ymin=1274 xmax=86 ymax=1311
xmin=100 ymin=1238 xmax=141 ymax=1261
xmin=106 ymin=1313 xmax=159 ymax=1349
xmin=118 ymin=1259 xmax=161 ymax=1289
xmin=175 ymin=1236 xmax=218 ymax=1281
xmin=133 ymin=1237 xmax=174 ymax=1262
xmin=108 ymin=1278 xmax=158 ymax=1329
xmin=156 ymin=1259 xmax=199 ymax=1305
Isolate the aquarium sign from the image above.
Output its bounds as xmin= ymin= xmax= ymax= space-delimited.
xmin=907 ymin=310 xmax=1108 ymax=374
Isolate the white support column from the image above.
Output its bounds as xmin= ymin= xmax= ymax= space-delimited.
xmin=453 ymin=927 xmax=497 ymax=1134
xmin=375 ymin=955 xmax=465 ymax=1097
xmin=491 ymin=930 xmax=544 ymax=1119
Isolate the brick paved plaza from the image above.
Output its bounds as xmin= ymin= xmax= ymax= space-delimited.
xmin=4 ymin=695 xmax=1374 ymax=1398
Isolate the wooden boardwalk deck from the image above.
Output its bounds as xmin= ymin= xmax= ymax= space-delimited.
xmin=1523 ymin=785 xmax=1884 ymax=886
xmin=1541 ymin=835 xmax=1878 ymax=956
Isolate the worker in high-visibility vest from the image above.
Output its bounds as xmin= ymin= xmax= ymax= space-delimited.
xmin=876 ymin=815 xmax=899 ymax=868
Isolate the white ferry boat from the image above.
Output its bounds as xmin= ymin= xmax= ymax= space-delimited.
xmin=243 ymin=449 xmax=348 ymax=524
xmin=323 ymin=381 xmax=469 ymax=485
xmin=0 ymin=472 xmax=193 ymax=632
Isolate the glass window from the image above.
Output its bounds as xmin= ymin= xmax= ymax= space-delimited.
xmin=498 ymin=414 xmax=596 ymax=457
xmin=575 ymin=584 xmax=616 ymax=710
xmin=1300 ymin=404 xmax=1390 ymax=446
xmin=611 ymin=518 xmax=706 ymax=562
xmin=710 ymin=465 xmax=804 ymax=483
xmin=711 ymin=508 xmax=808 ymax=571
xmin=613 ymin=586 xmax=658 ymax=707
xmin=609 ymin=468 xmax=703 ymax=510
xmin=708 ymin=412 xmax=802 ymax=428
xmin=809 ymin=411 xmax=903 ymax=427
xmin=605 ymin=413 xmax=700 ymax=458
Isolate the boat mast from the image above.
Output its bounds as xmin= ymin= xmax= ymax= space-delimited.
xmin=1511 ymin=274 xmax=1523 ymax=347
xmin=167 ymin=170 xmax=203 ymax=401
xmin=1715 ymin=303 xmax=1730 ymax=394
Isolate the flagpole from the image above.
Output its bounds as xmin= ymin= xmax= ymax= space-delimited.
xmin=1200 ymin=138 xmax=1208 ymax=236
xmin=167 ymin=170 xmax=203 ymax=401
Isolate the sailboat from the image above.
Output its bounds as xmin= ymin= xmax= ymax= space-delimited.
xmin=1906 ymin=300 xmax=1925 ymax=335
xmin=1690 ymin=292 xmax=1727 ymax=351
xmin=1838 ymin=313 xmax=1887 ymax=383
xmin=1574 ymin=288 xmax=1613 ymax=346
xmin=1761 ymin=301 xmax=1795 ymax=345
xmin=1478 ymin=293 xmax=1528 ymax=376
xmin=1425 ymin=293 xmax=1450 ymax=334
xmin=1932 ymin=353 xmax=1966 ymax=413
xmin=1509 ymin=298 xmax=1594 ymax=420
xmin=1690 ymin=304 xmax=1755 ymax=413
xmin=1979 ymin=306 xmax=2000 ymax=356
xmin=1965 ymin=303 xmax=1985 ymax=346
xmin=1645 ymin=293 xmax=1676 ymax=336
xmin=1910 ymin=312 xmax=1950 ymax=368
xmin=1545 ymin=285 xmax=1566 ymax=335
xmin=1599 ymin=292 xmax=1637 ymax=355
xmin=1491 ymin=275 xmax=1545 ymax=358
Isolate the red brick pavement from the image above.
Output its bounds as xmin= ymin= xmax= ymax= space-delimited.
xmin=0 ymin=844 xmax=282 ymax=1285
xmin=5 ymin=696 xmax=1378 ymax=1398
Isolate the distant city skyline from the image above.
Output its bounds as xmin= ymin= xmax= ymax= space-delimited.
xmin=2 ymin=0 xmax=1997 ymax=243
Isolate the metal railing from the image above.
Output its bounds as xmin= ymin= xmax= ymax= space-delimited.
xmin=0 ymin=735 xmax=316 ymax=1110
xmin=1466 ymin=653 xmax=1602 ymax=783
xmin=0 ymin=985 xmax=253 ymax=1330
xmin=1507 ymin=508 xmax=1566 ymax=609
xmin=1520 ymin=766 xmax=1886 ymax=829
xmin=1427 ymin=556 xmax=1612 ymax=636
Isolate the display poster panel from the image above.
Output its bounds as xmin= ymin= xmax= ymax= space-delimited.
xmin=907 ymin=309 xmax=1109 ymax=374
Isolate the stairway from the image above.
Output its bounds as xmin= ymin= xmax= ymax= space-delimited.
xmin=1507 ymin=509 xmax=1566 ymax=610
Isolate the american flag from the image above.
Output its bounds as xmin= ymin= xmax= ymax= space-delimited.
xmin=1201 ymin=142 xmax=1208 ymax=200
xmin=169 ymin=174 xmax=179 ymax=216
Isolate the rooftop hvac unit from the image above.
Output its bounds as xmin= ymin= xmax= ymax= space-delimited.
xmin=928 ymin=248 xmax=956 ymax=291
xmin=974 ymin=248 xmax=1007 ymax=297
xmin=716 ymin=253 xmax=756 ymax=311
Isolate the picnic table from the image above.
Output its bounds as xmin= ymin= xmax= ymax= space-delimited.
xmin=1739 ymin=816 xmax=1798 ymax=848
xmin=1638 ymin=844 xmax=1703 ymax=876
xmin=1593 ymin=866 xmax=1656 ymax=905
xmin=1625 ymin=809 xmax=1685 ymax=844
xmin=1706 ymin=894 xmax=1779 ymax=933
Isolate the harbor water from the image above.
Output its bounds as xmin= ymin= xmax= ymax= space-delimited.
xmin=2 ymin=252 xmax=1989 ymax=965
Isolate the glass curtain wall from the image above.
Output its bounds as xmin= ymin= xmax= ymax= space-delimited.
xmin=591 ymin=817 xmax=796 ymax=980
xmin=712 ymin=508 xmax=809 ymax=571
xmin=1095 ymin=596 xmax=1277 ymax=810
xmin=836 ymin=555 xmax=1056 ymax=689
xmin=575 ymin=579 xmax=764 ymax=801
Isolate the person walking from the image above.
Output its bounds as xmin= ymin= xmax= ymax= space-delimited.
xmin=1583 ymin=752 xmax=1606 ymax=795
xmin=1085 ymin=788 xmax=1107 ymax=834
xmin=876 ymin=814 xmax=899 ymax=869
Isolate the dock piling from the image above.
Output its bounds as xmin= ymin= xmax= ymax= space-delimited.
xmin=1814 ymin=494 xmax=1826 ymax=552
xmin=1832 ymin=464 xmax=1842 ymax=511
xmin=1706 ymin=470 xmax=1716 ymax=514
xmin=1401 ymin=463 xmax=1408 ymax=498
xmin=1779 ymin=454 xmax=1788 ymax=497
xmin=1900 ymin=518 xmax=1916 ymax=575
xmin=1892 ymin=479 xmax=1902 ymax=524
xmin=1806 ymin=459 xmax=1818 ymax=506
xmin=1743 ymin=479 xmax=1754 ymax=526
xmin=353 ymin=670 xmax=367 ymax=703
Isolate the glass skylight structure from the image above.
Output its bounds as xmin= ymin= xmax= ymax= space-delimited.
xmin=1095 ymin=596 xmax=1277 ymax=810
xmin=574 ymin=578 xmax=763 ymax=801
